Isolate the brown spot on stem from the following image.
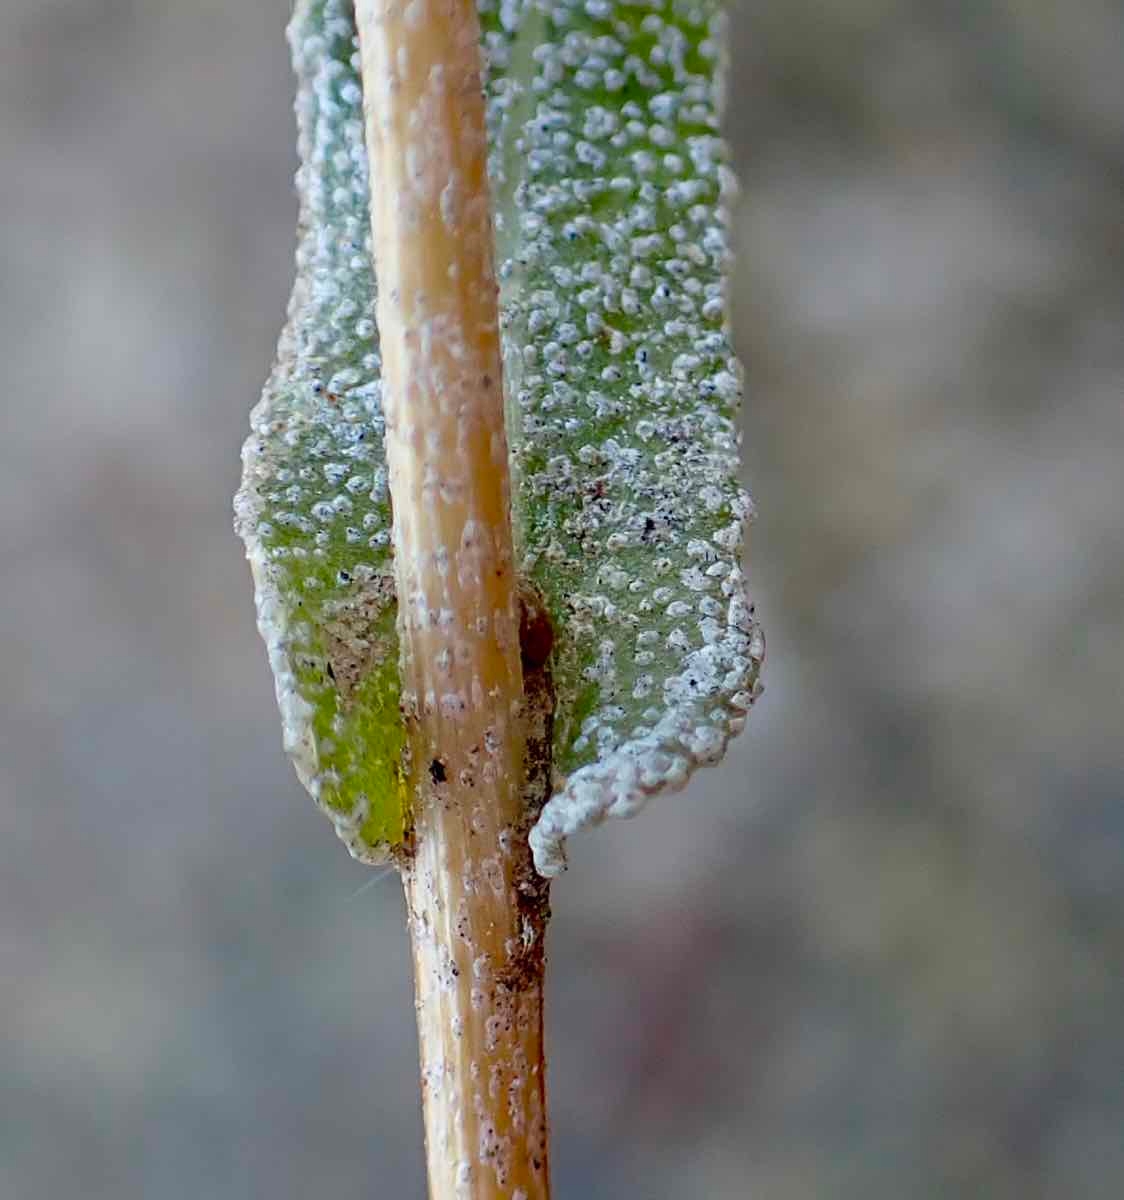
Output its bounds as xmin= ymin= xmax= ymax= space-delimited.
xmin=518 ymin=586 xmax=555 ymax=670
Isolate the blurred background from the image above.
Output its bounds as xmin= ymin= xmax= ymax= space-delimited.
xmin=2 ymin=1 xmax=1122 ymax=1196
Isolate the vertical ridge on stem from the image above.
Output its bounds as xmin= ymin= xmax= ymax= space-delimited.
xmin=354 ymin=2 xmax=551 ymax=1196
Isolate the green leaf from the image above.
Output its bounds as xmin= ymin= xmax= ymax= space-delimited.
xmin=236 ymin=0 xmax=763 ymax=874
xmin=236 ymin=3 xmax=404 ymax=861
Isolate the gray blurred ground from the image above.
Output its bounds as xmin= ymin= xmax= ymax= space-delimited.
xmin=2 ymin=1 xmax=1122 ymax=1196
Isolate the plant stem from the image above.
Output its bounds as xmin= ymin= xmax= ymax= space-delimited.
xmin=354 ymin=3 xmax=551 ymax=1196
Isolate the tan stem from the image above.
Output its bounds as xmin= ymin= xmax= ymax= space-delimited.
xmin=355 ymin=3 xmax=551 ymax=1197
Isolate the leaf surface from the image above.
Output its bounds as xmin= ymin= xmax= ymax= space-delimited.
xmin=236 ymin=0 xmax=763 ymax=873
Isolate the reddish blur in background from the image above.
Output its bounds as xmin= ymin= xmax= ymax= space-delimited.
xmin=2 ymin=2 xmax=1122 ymax=1197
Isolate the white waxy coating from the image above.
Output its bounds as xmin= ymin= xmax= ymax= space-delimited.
xmin=236 ymin=0 xmax=764 ymax=876
xmin=235 ymin=0 xmax=406 ymax=857
xmin=484 ymin=0 xmax=764 ymax=874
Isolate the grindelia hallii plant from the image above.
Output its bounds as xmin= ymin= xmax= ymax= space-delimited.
xmin=235 ymin=1 xmax=763 ymax=1195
